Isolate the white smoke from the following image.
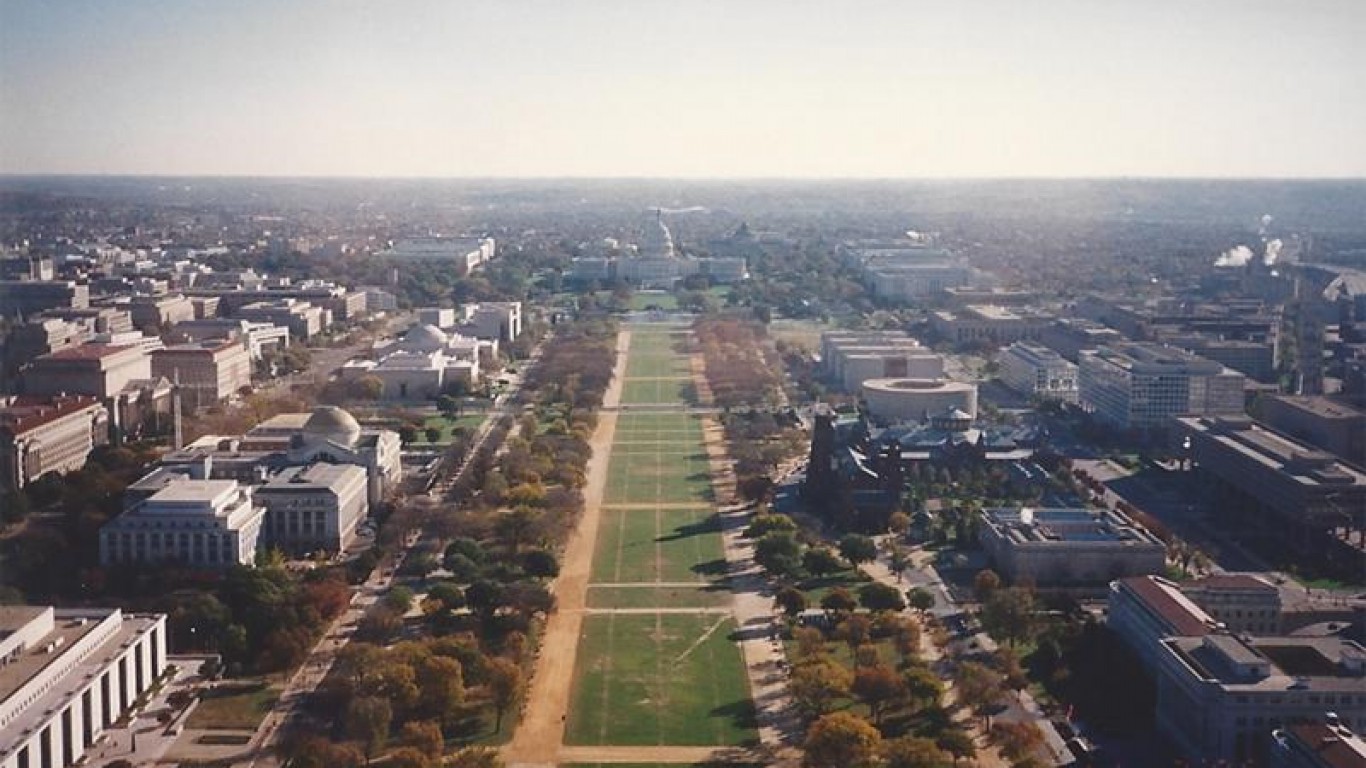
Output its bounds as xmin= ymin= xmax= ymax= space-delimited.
xmin=1263 ymin=238 xmax=1282 ymax=266
xmin=1214 ymin=245 xmax=1255 ymax=268
xmin=1259 ymin=214 xmax=1274 ymax=236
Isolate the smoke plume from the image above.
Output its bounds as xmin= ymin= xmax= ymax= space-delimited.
xmin=1214 ymin=245 xmax=1255 ymax=268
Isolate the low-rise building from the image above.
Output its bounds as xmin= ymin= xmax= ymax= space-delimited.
xmin=125 ymin=294 xmax=195 ymax=331
xmin=979 ymin=507 xmax=1166 ymax=590
xmin=1272 ymin=718 xmax=1366 ymax=768
xmin=0 ymin=280 xmax=89 ymax=316
xmin=998 ymin=341 xmax=1079 ymax=403
xmin=1183 ymin=574 xmax=1284 ymax=636
xmin=151 ymin=340 xmax=252 ymax=408
xmin=171 ymin=318 xmax=290 ymax=360
xmin=1260 ymin=396 xmax=1366 ymax=466
xmin=1175 ymin=416 xmax=1366 ymax=579
xmin=1165 ymin=334 xmax=1277 ymax=383
xmin=1108 ymin=575 xmax=1221 ymax=671
xmin=359 ymin=287 xmax=398 ymax=313
xmin=21 ymin=344 xmax=151 ymax=399
xmin=1038 ymin=317 xmax=1124 ymax=363
xmin=862 ymin=378 xmax=978 ymax=423
xmin=0 ymin=606 xmax=167 ymax=768
xmin=820 ymin=331 xmax=943 ymax=393
xmin=930 ymin=305 xmax=1047 ymax=346
xmin=459 ymin=301 xmax=522 ymax=342
xmin=1078 ymin=343 xmax=1246 ymax=430
xmin=0 ymin=395 xmax=108 ymax=491
xmin=235 ymin=299 xmax=324 ymax=339
xmin=255 ymin=463 xmax=369 ymax=555
xmin=1154 ymin=633 xmax=1366 ymax=765
xmin=100 ymin=479 xmax=265 ymax=567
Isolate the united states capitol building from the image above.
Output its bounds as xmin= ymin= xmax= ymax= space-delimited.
xmin=567 ymin=213 xmax=748 ymax=288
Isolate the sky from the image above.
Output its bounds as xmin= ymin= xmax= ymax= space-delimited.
xmin=1 ymin=0 xmax=1363 ymax=178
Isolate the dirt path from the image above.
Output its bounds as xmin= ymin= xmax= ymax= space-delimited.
xmin=503 ymin=330 xmax=630 ymax=768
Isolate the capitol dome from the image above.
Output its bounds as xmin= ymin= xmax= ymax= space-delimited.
xmin=403 ymin=324 xmax=449 ymax=352
xmin=302 ymin=406 xmax=362 ymax=447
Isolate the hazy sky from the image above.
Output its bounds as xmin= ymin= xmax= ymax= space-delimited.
xmin=1 ymin=0 xmax=1362 ymax=178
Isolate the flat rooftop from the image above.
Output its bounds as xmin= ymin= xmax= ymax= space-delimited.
xmin=147 ymin=479 xmax=237 ymax=504
xmin=984 ymin=507 xmax=1163 ymax=545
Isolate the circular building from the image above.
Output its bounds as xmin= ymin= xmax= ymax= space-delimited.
xmin=861 ymin=378 xmax=978 ymax=423
xmin=303 ymin=405 xmax=362 ymax=448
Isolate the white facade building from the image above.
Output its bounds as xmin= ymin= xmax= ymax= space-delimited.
xmin=0 ymin=606 xmax=167 ymax=768
xmin=861 ymin=378 xmax=978 ymax=423
xmin=256 ymin=463 xmax=368 ymax=555
xmin=998 ymin=341 xmax=1079 ymax=403
xmin=1079 ymin=343 xmax=1246 ymax=430
xmin=99 ymin=479 xmax=265 ymax=567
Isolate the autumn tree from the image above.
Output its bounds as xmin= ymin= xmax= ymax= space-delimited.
xmin=790 ymin=659 xmax=853 ymax=717
xmin=858 ymin=582 xmax=907 ymax=613
xmin=803 ymin=711 xmax=883 ymax=768
xmin=935 ymin=729 xmax=977 ymax=765
xmin=344 ymin=695 xmax=393 ymax=758
xmin=852 ymin=664 xmax=906 ymax=725
xmin=485 ymin=657 xmax=523 ymax=731
xmin=973 ymin=569 xmax=1002 ymax=602
xmin=882 ymin=736 xmax=952 ymax=768
xmin=776 ymin=586 xmax=808 ymax=618
xmin=838 ymin=534 xmax=878 ymax=566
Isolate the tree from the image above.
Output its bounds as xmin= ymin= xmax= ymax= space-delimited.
xmin=776 ymin=586 xmax=808 ymax=618
xmin=495 ymin=507 xmax=541 ymax=554
xmin=424 ymin=426 xmax=443 ymax=443
xmin=350 ymin=375 xmax=384 ymax=401
xmin=953 ymin=661 xmax=1003 ymax=725
xmin=902 ymin=666 xmax=944 ymax=712
xmin=820 ymin=587 xmax=858 ymax=616
xmin=852 ymin=664 xmax=906 ymax=725
xmin=973 ymin=569 xmax=1002 ymax=603
xmin=465 ymin=580 xmax=507 ymax=620
xmin=388 ymin=747 xmax=433 ymax=768
xmin=400 ymin=720 xmax=445 ymax=760
xmin=385 ymin=585 xmax=416 ymax=614
xmin=803 ymin=711 xmax=882 ymax=768
xmin=935 ymin=729 xmax=977 ymax=764
xmin=980 ymin=587 xmax=1037 ymax=648
xmin=486 ymin=656 xmax=523 ymax=731
xmin=754 ymin=531 xmax=804 ymax=578
xmin=990 ymin=721 xmax=1046 ymax=763
xmin=344 ymin=695 xmax=393 ymax=758
xmin=906 ymin=587 xmax=935 ymax=614
xmin=835 ymin=614 xmax=872 ymax=650
xmin=802 ymin=547 xmax=845 ymax=576
xmin=838 ymin=534 xmax=878 ymax=566
xmin=791 ymin=659 xmax=853 ymax=716
xmin=519 ymin=548 xmax=559 ymax=579
xmin=882 ymin=736 xmax=952 ymax=768
xmin=887 ymin=511 xmax=911 ymax=535
xmin=745 ymin=513 xmax=797 ymax=538
xmin=858 ymin=582 xmax=907 ymax=613
xmin=444 ymin=747 xmax=504 ymax=768
xmin=414 ymin=655 xmax=465 ymax=723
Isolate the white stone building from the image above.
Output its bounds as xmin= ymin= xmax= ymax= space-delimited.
xmin=0 ymin=606 xmax=167 ymax=768
xmin=99 ymin=479 xmax=265 ymax=567
xmin=1078 ymin=343 xmax=1246 ymax=430
xmin=255 ymin=463 xmax=369 ymax=555
xmin=998 ymin=341 xmax=1079 ymax=403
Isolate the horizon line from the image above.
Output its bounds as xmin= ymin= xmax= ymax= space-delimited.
xmin=2 ymin=172 xmax=1365 ymax=183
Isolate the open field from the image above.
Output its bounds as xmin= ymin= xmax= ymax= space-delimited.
xmin=591 ymin=505 xmax=725 ymax=584
xmin=566 ymin=613 xmax=757 ymax=747
xmin=604 ymin=448 xmax=713 ymax=505
xmin=619 ymin=378 xmax=694 ymax=405
xmin=625 ymin=351 xmax=693 ymax=379
xmin=586 ymin=584 xmax=732 ymax=610
xmin=185 ymin=681 xmax=279 ymax=731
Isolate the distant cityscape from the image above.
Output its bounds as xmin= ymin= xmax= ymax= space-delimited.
xmin=1 ymin=178 xmax=1364 ymax=768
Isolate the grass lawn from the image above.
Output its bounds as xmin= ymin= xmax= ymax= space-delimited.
xmin=625 ymin=352 xmax=693 ymax=379
xmin=619 ymin=378 xmax=693 ymax=405
xmin=627 ymin=292 xmax=680 ymax=311
xmin=604 ymin=451 xmax=713 ymax=506
xmin=591 ymin=506 xmax=725 ymax=584
xmin=186 ymin=681 xmax=279 ymax=731
xmin=798 ymin=569 xmax=874 ymax=605
xmin=410 ymin=413 xmax=485 ymax=445
xmin=566 ymin=613 xmax=757 ymax=747
xmin=586 ymin=585 xmax=732 ymax=610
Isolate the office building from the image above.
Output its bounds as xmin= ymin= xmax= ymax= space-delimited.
xmin=930 ymin=305 xmax=1047 ymax=346
xmin=842 ymin=244 xmax=971 ymax=300
xmin=459 ymin=302 xmax=522 ymax=342
xmin=1108 ymin=575 xmax=1221 ymax=672
xmin=1182 ymin=574 xmax=1284 ymax=636
xmin=380 ymin=236 xmax=496 ymax=275
xmin=151 ymin=340 xmax=253 ymax=408
xmin=125 ymin=294 xmax=195 ymax=331
xmin=21 ymin=344 xmax=151 ymax=399
xmin=1260 ymin=396 xmax=1366 ymax=466
xmin=998 ymin=341 xmax=1079 ymax=403
xmin=99 ymin=479 xmax=265 ymax=567
xmin=235 ymin=299 xmax=324 ymax=340
xmin=1038 ymin=317 xmax=1124 ymax=363
xmin=979 ymin=507 xmax=1165 ymax=590
xmin=1078 ymin=343 xmax=1245 ymax=430
xmin=819 ymin=331 xmax=943 ymax=393
xmin=255 ymin=463 xmax=368 ymax=555
xmin=0 ymin=606 xmax=167 ymax=768
xmin=1166 ymin=334 xmax=1277 ymax=383
xmin=0 ymin=281 xmax=89 ymax=316
xmin=171 ymin=318 xmax=290 ymax=361
xmin=0 ymin=396 xmax=108 ymax=492
xmin=1175 ymin=416 xmax=1366 ymax=578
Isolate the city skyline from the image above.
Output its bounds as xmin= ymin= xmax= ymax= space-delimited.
xmin=2 ymin=0 xmax=1364 ymax=179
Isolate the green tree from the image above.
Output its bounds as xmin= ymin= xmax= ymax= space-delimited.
xmin=519 ymin=549 xmax=559 ymax=579
xmin=935 ymin=729 xmax=977 ymax=764
xmin=802 ymin=547 xmax=845 ymax=576
xmin=953 ymin=661 xmax=1004 ymax=726
xmin=803 ymin=711 xmax=882 ymax=768
xmin=858 ymin=582 xmax=907 ymax=613
xmin=754 ymin=531 xmax=804 ymax=578
xmin=906 ymin=587 xmax=935 ymax=614
xmin=820 ymin=587 xmax=858 ymax=616
xmin=973 ymin=569 xmax=1002 ymax=603
xmin=838 ymin=534 xmax=878 ymax=566
xmin=344 ymin=695 xmax=393 ymax=758
xmin=745 ymin=513 xmax=797 ymax=538
xmin=424 ymin=426 xmax=443 ymax=443
xmin=980 ymin=586 xmax=1037 ymax=648
xmin=776 ymin=586 xmax=808 ymax=618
